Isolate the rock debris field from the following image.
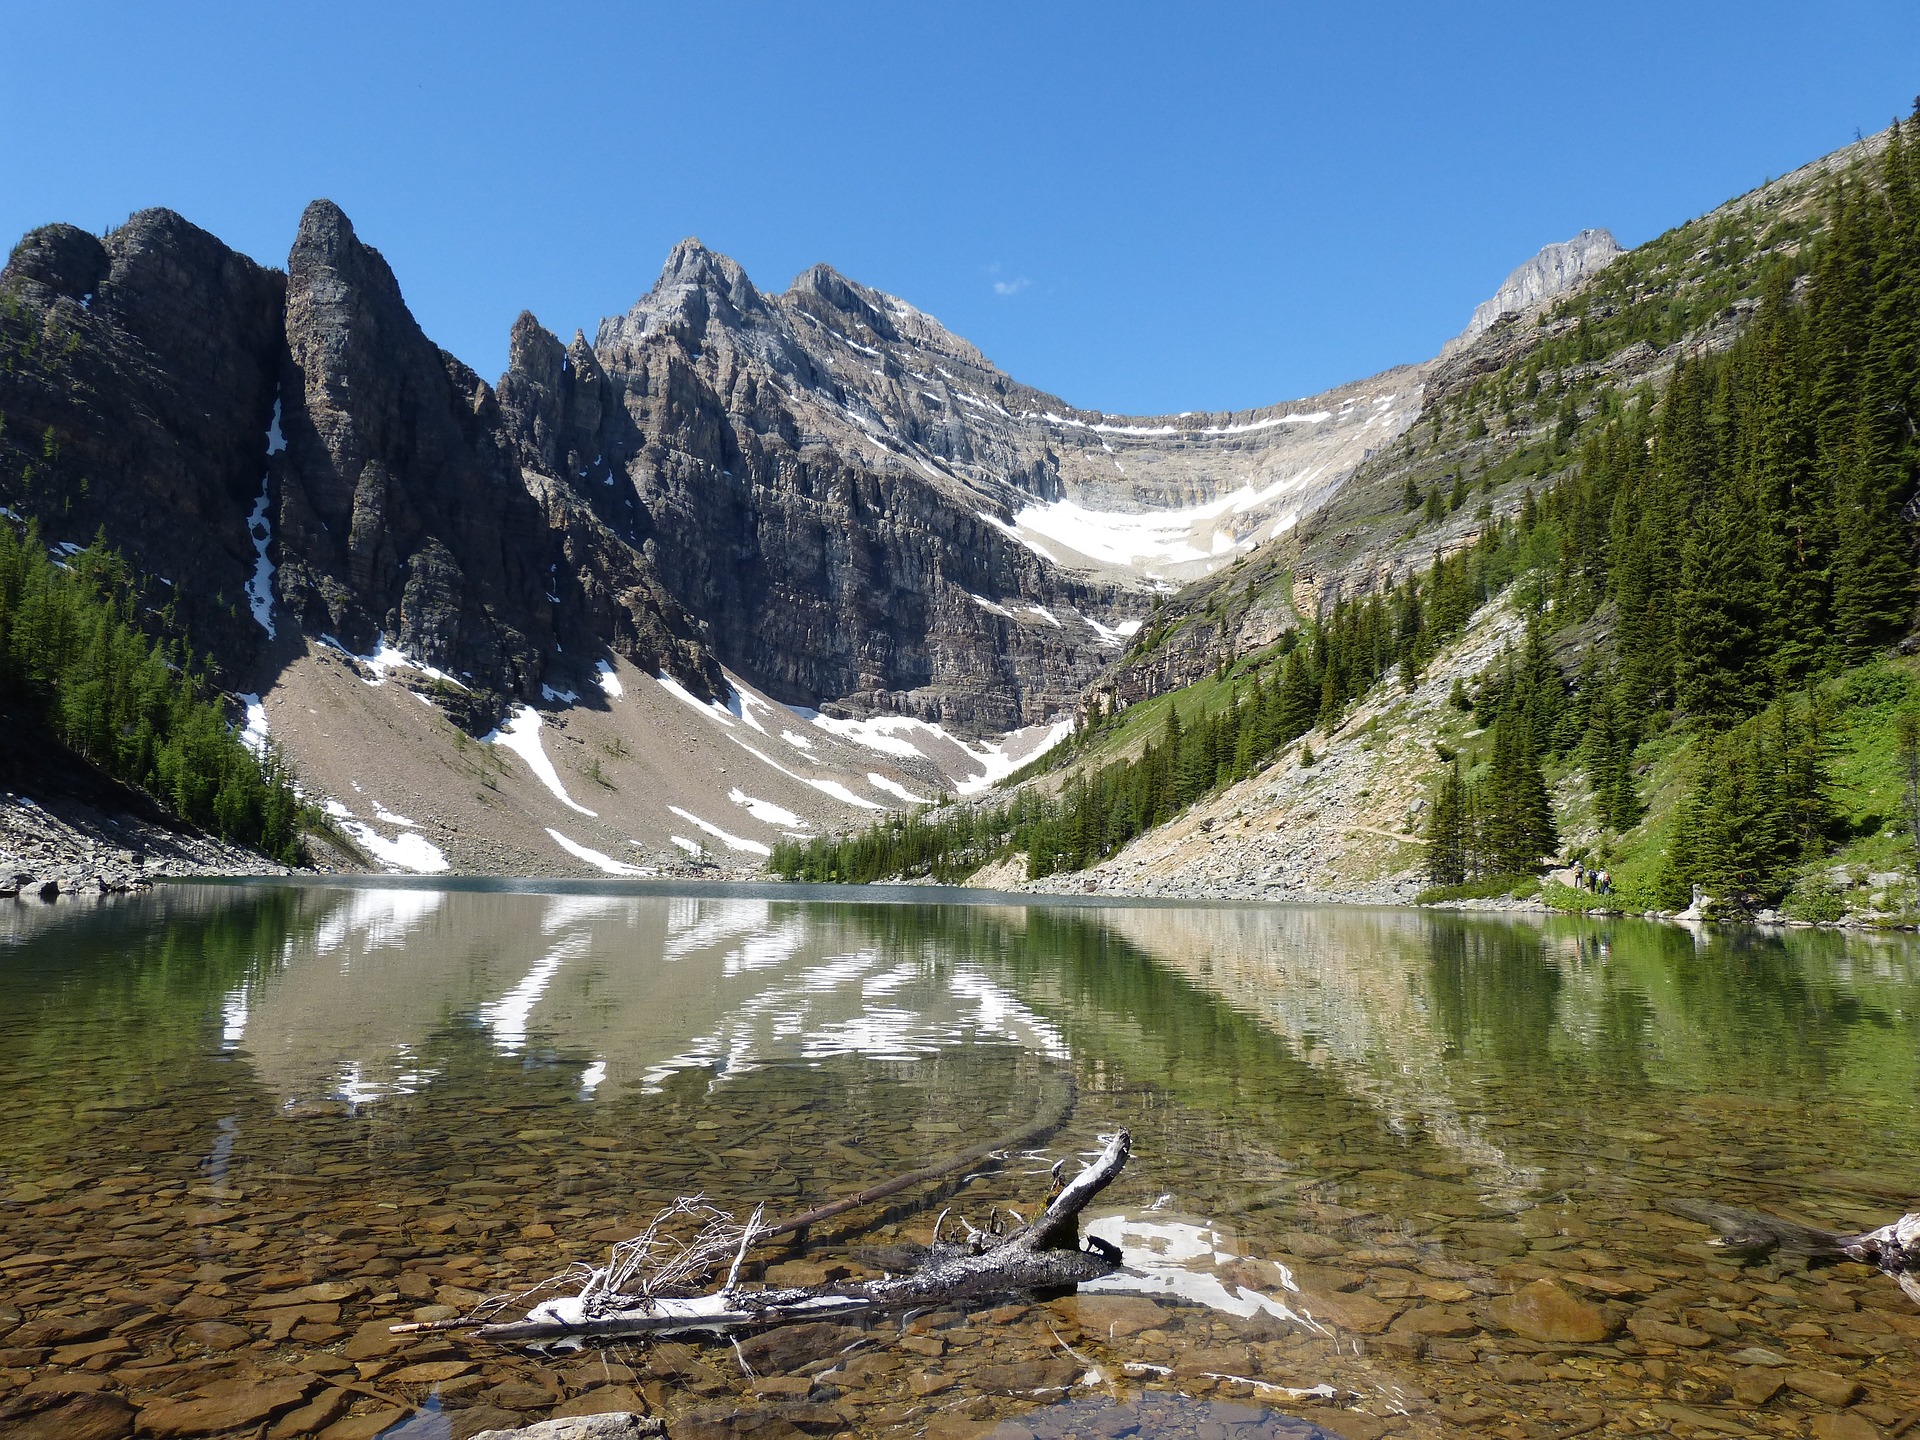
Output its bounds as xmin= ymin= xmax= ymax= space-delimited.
xmin=0 ymin=788 xmax=284 ymax=901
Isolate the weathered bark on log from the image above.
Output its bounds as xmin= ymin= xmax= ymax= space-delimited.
xmin=1662 ymin=1199 xmax=1920 ymax=1304
xmin=759 ymin=1075 xmax=1076 ymax=1242
xmin=476 ymin=1130 xmax=1131 ymax=1345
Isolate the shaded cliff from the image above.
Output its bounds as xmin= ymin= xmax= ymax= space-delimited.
xmin=0 ymin=212 xmax=285 ymax=667
xmin=0 ymin=202 xmax=722 ymax=732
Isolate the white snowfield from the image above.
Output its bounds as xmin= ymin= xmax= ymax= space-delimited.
xmin=245 ymin=398 xmax=285 ymax=638
xmin=809 ymin=713 xmax=927 ymax=758
xmin=730 ymin=788 xmax=802 ymax=827
xmin=667 ymin=805 xmax=772 ymax=857
xmin=237 ymin=694 xmax=269 ymax=756
xmin=1082 ymin=615 xmax=1143 ymax=648
xmin=486 ymin=706 xmax=596 ymax=816
xmin=954 ymin=720 xmax=1073 ymax=795
xmin=318 ymin=634 xmax=468 ymax=691
xmin=324 ymin=805 xmax=450 ymax=874
xmin=656 ymin=671 xmax=736 ymax=725
xmin=1007 ymin=466 xmax=1329 ymax=572
xmin=803 ymin=710 xmax=1070 ymax=795
xmin=244 ymin=487 xmax=275 ymax=638
xmin=733 ymin=740 xmax=888 ymax=810
xmin=867 ymin=772 xmax=932 ymax=805
xmin=546 ymin=827 xmax=650 ymax=876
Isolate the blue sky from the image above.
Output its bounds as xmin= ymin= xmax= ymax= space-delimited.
xmin=4 ymin=4 xmax=1916 ymax=414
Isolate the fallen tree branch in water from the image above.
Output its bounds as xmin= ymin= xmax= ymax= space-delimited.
xmin=1661 ymin=1199 xmax=1920 ymax=1303
xmin=758 ymin=1073 xmax=1077 ymax=1242
xmin=390 ymin=1074 xmax=1079 ymax=1339
xmin=471 ymin=1129 xmax=1131 ymax=1345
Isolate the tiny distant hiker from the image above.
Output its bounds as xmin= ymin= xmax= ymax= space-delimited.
xmin=1598 ymin=869 xmax=1612 ymax=895
xmin=1571 ymin=860 xmax=1585 ymax=891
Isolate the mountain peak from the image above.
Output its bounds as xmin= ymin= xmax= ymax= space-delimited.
xmin=657 ymin=236 xmax=755 ymax=296
xmin=789 ymin=261 xmax=858 ymax=305
xmin=1447 ymin=228 xmax=1622 ymax=354
xmin=783 ymin=261 xmax=908 ymax=345
xmin=604 ymin=237 xmax=766 ymax=347
xmin=507 ymin=309 xmax=565 ymax=388
xmin=293 ymin=198 xmax=359 ymax=260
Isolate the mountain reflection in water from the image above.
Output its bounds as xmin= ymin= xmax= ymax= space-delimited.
xmin=3 ymin=884 xmax=1920 ymax=1438
xmin=198 ymin=890 xmax=1072 ymax=1107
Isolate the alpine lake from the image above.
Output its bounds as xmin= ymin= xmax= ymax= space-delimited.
xmin=4 ymin=883 xmax=1920 ymax=1440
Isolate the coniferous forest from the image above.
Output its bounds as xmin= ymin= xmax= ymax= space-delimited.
xmin=778 ymin=114 xmax=1920 ymax=908
xmin=0 ymin=520 xmax=305 ymax=861
xmin=1425 ymin=115 xmax=1920 ymax=909
xmin=773 ymin=520 xmax=1535 ymax=883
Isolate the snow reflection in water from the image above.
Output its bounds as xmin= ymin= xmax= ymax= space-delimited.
xmin=215 ymin=890 xmax=1077 ymax=1107
xmin=8 ymin=888 xmax=1920 ymax=1438
xmin=1083 ymin=1214 xmax=1317 ymax=1329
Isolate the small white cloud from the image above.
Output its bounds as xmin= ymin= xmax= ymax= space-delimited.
xmin=986 ymin=262 xmax=1032 ymax=298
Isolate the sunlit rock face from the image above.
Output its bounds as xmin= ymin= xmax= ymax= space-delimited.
xmin=1443 ymin=228 xmax=1623 ymax=355
xmin=0 ymin=211 xmax=286 ymax=670
xmin=0 ymin=201 xmax=720 ymax=735
xmin=540 ymin=238 xmax=1423 ymax=728
xmin=2 ymin=203 xmax=1417 ymax=737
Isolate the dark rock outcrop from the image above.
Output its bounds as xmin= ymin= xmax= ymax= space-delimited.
xmin=1 ymin=203 xmax=720 ymax=727
xmin=273 ymin=199 xmax=557 ymax=713
xmin=540 ymin=244 xmax=1137 ymax=729
xmin=0 ymin=210 xmax=285 ymax=667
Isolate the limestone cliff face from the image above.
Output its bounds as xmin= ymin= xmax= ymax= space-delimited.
xmin=484 ymin=239 xmax=1421 ymax=728
xmin=0 ymin=203 xmax=720 ymax=728
xmin=527 ymin=242 xmax=1126 ymax=730
xmin=272 ymin=200 xmax=557 ymax=713
xmin=2 ymin=210 xmax=1415 ymax=740
xmin=1444 ymin=229 xmax=1622 ymax=355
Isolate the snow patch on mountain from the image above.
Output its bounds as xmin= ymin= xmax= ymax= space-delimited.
xmin=547 ymin=827 xmax=649 ymax=876
xmin=487 ymin=706 xmax=596 ymax=816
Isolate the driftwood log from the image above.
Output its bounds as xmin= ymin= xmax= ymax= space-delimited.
xmin=474 ymin=1130 xmax=1132 ymax=1345
xmin=1662 ymin=1199 xmax=1920 ymax=1304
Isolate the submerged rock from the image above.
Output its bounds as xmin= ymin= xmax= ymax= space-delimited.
xmin=1485 ymin=1279 xmax=1617 ymax=1343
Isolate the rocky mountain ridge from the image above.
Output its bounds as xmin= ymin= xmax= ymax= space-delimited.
xmin=980 ymin=124 xmax=1907 ymax=917
xmin=1083 ymin=131 xmax=1888 ymax=716
xmin=1442 ymin=227 xmax=1622 ymax=356
xmin=514 ymin=235 xmax=1429 ymax=728
xmin=0 ymin=195 xmax=1618 ymax=875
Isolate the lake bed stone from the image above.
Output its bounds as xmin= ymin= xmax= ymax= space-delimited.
xmin=0 ymin=1393 xmax=136 ymax=1440
xmin=1731 ymin=1367 xmax=1785 ymax=1405
xmin=134 ymin=1375 xmax=313 ymax=1437
xmin=1785 ymin=1369 xmax=1865 ymax=1407
xmin=1485 ymin=1280 xmax=1616 ymax=1343
xmin=1047 ymin=1296 xmax=1167 ymax=1338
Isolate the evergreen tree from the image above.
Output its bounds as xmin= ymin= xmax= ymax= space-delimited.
xmin=0 ymin=521 xmax=305 ymax=861
xmin=1425 ymin=762 xmax=1467 ymax=886
xmin=1829 ymin=409 xmax=1914 ymax=656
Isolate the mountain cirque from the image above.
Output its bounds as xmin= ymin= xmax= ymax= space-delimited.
xmin=0 ymin=198 xmax=1599 ymax=873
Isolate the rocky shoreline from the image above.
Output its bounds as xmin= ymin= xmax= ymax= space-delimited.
xmin=0 ymin=787 xmax=287 ymax=903
xmin=8 ymin=777 xmax=1910 ymax=940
